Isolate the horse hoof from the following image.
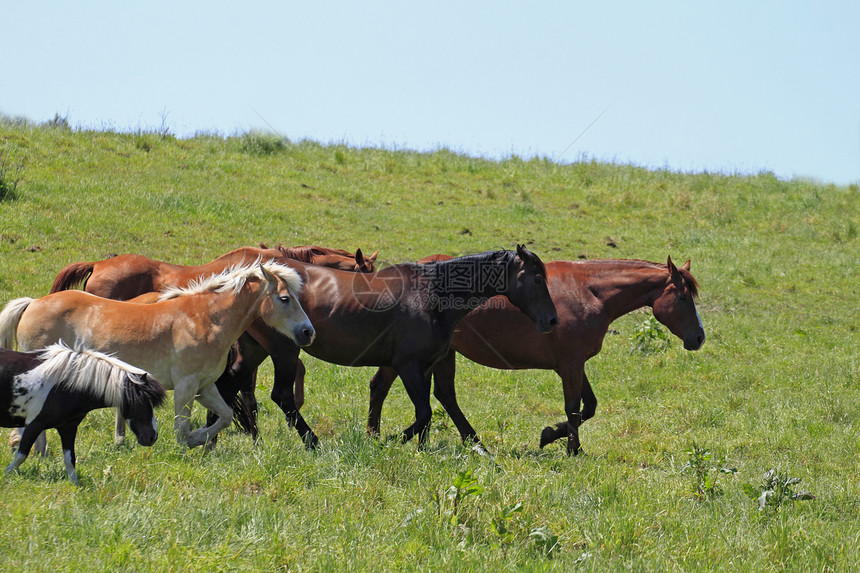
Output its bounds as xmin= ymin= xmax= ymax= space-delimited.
xmin=566 ymin=443 xmax=583 ymax=456
xmin=539 ymin=426 xmax=555 ymax=449
xmin=303 ymin=433 xmax=319 ymax=450
xmin=470 ymin=442 xmax=490 ymax=456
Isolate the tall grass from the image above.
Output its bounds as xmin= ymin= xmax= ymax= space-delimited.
xmin=1 ymin=119 xmax=858 ymax=570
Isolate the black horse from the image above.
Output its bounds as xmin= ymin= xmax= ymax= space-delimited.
xmin=215 ymin=245 xmax=559 ymax=447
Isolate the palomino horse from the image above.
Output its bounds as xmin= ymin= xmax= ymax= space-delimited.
xmin=48 ymin=244 xmax=378 ymax=439
xmin=215 ymin=245 xmax=559 ymax=448
xmin=0 ymin=261 xmax=314 ymax=449
xmin=49 ymin=244 xmax=378 ymax=298
xmin=366 ymin=256 xmax=704 ymax=455
xmin=1 ymin=342 xmax=166 ymax=483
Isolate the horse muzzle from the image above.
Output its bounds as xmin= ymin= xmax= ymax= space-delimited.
xmin=293 ymin=323 xmax=316 ymax=348
xmin=537 ymin=314 xmax=559 ymax=334
xmin=136 ymin=432 xmax=158 ymax=447
xmin=684 ymin=331 xmax=705 ymax=351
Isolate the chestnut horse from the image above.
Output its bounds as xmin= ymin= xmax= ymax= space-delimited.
xmin=2 ymin=342 xmax=166 ymax=484
xmin=215 ymin=245 xmax=559 ymax=448
xmin=0 ymin=261 xmax=314 ymax=449
xmin=366 ymin=256 xmax=704 ymax=455
xmin=49 ymin=244 xmax=377 ymax=298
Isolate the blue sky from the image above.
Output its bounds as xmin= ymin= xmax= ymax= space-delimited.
xmin=3 ymin=2 xmax=858 ymax=184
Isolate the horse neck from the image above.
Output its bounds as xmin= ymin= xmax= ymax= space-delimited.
xmin=426 ymin=253 xmax=510 ymax=323
xmin=192 ymin=281 xmax=267 ymax=343
xmin=585 ymin=261 xmax=669 ymax=321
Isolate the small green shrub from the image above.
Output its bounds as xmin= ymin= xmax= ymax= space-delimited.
xmin=491 ymin=501 xmax=523 ymax=549
xmin=434 ymin=469 xmax=483 ymax=525
xmin=630 ymin=314 xmax=670 ymax=354
xmin=681 ymin=442 xmax=737 ymax=501
xmin=743 ymin=469 xmax=815 ymax=511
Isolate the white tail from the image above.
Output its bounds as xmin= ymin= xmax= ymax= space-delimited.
xmin=0 ymin=297 xmax=34 ymax=350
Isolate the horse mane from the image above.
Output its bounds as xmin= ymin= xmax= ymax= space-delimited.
xmin=35 ymin=342 xmax=166 ymax=410
xmin=274 ymin=245 xmax=355 ymax=262
xmin=157 ymin=259 xmax=303 ymax=301
xmin=573 ymin=258 xmax=699 ymax=298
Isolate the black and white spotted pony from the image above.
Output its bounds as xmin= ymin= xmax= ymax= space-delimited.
xmin=1 ymin=342 xmax=165 ymax=484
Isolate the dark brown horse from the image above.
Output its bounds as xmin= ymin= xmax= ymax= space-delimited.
xmin=216 ymin=246 xmax=559 ymax=447
xmin=49 ymin=245 xmax=377 ymax=298
xmin=366 ymin=256 xmax=704 ymax=455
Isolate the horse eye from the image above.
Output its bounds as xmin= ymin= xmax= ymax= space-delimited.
xmin=678 ymin=294 xmax=687 ymax=302
xmin=279 ymin=295 xmax=291 ymax=304
xmin=533 ymin=277 xmax=543 ymax=285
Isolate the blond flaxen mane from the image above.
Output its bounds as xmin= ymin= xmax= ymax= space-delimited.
xmin=157 ymin=259 xmax=303 ymax=301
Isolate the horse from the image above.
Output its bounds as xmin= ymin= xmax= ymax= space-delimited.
xmin=49 ymin=244 xmax=378 ymax=299
xmin=215 ymin=245 xmax=559 ymax=448
xmin=365 ymin=256 xmax=704 ymax=455
xmin=47 ymin=244 xmax=378 ymax=440
xmin=0 ymin=261 xmax=315 ymax=449
xmin=1 ymin=342 xmax=166 ymax=484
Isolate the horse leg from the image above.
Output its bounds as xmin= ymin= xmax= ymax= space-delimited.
xmin=545 ymin=364 xmax=585 ymax=455
xmin=397 ymin=361 xmax=433 ymax=447
xmin=234 ymin=333 xmax=267 ymax=435
xmin=367 ymin=366 xmax=398 ymax=436
xmin=269 ymin=346 xmax=319 ymax=449
xmin=539 ymin=372 xmax=598 ymax=448
xmin=190 ymin=384 xmax=236 ymax=450
xmin=10 ymin=427 xmax=48 ymax=456
xmin=6 ymin=421 xmax=47 ymax=475
xmin=114 ymin=410 xmax=127 ymax=445
xmin=211 ymin=333 xmax=269 ymax=441
xmin=294 ymin=358 xmax=305 ymax=411
xmin=56 ymin=420 xmax=84 ymax=484
xmin=431 ymin=349 xmax=482 ymax=447
xmin=581 ymin=372 xmax=598 ymax=422
xmin=172 ymin=382 xmax=197 ymax=448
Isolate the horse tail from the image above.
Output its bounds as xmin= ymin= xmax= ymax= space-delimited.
xmin=50 ymin=261 xmax=95 ymax=293
xmin=230 ymin=392 xmax=258 ymax=439
xmin=0 ymin=297 xmax=34 ymax=349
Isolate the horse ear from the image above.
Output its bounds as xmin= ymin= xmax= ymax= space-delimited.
xmin=355 ymin=248 xmax=365 ymax=265
xmin=516 ymin=244 xmax=527 ymax=258
xmin=667 ymin=256 xmax=679 ymax=278
xmin=682 ymin=259 xmax=691 ymax=272
xmin=368 ymin=250 xmax=378 ymax=263
xmin=258 ymin=262 xmax=276 ymax=285
xmin=259 ymin=242 xmax=268 ymax=249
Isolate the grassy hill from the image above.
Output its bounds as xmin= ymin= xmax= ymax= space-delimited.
xmin=1 ymin=118 xmax=858 ymax=571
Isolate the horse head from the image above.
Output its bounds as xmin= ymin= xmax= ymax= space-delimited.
xmin=354 ymin=249 xmax=379 ymax=273
xmin=258 ymin=263 xmax=316 ymax=347
xmin=122 ymin=372 xmax=166 ymax=447
xmin=504 ymin=245 xmax=559 ymax=334
xmin=652 ymin=256 xmax=705 ymax=350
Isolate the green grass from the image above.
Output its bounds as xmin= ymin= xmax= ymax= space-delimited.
xmin=1 ymin=118 xmax=858 ymax=571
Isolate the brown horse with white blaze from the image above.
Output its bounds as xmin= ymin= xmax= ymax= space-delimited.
xmin=366 ymin=256 xmax=704 ymax=455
